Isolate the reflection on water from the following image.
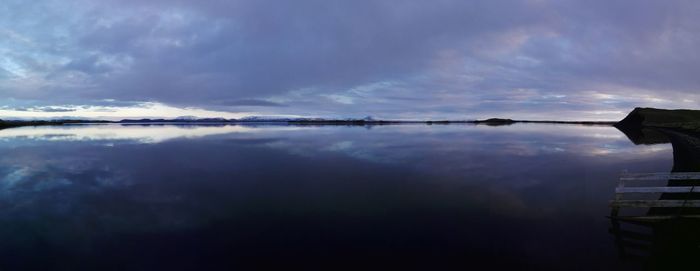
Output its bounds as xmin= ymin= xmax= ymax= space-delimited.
xmin=0 ymin=123 xmax=680 ymax=270
xmin=0 ymin=124 xmax=301 ymax=143
xmin=610 ymin=126 xmax=700 ymax=269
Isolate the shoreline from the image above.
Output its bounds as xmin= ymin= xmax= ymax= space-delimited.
xmin=0 ymin=119 xmax=618 ymax=129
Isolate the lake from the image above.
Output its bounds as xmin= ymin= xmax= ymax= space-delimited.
xmin=0 ymin=123 xmax=685 ymax=270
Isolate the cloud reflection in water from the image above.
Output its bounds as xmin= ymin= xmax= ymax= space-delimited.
xmin=0 ymin=124 xmax=676 ymax=269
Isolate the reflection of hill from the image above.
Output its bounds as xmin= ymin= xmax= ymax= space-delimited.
xmin=616 ymin=127 xmax=669 ymax=145
xmin=661 ymin=129 xmax=700 ymax=172
xmin=616 ymin=123 xmax=700 ymax=170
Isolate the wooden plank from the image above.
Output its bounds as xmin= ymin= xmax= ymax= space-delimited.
xmin=616 ymin=187 xmax=698 ymax=193
xmin=620 ymin=172 xmax=700 ymax=181
xmin=609 ymin=215 xmax=700 ymax=222
xmin=609 ymin=200 xmax=700 ymax=208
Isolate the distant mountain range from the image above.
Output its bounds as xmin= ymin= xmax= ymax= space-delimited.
xmin=117 ymin=115 xmax=383 ymax=123
xmin=0 ymin=119 xmax=111 ymax=129
xmin=9 ymin=108 xmax=698 ymax=129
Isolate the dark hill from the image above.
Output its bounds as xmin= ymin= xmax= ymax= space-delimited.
xmin=615 ymin=107 xmax=700 ymax=132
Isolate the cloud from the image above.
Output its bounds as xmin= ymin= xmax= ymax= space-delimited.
xmin=1 ymin=0 xmax=699 ymax=119
xmin=211 ymin=99 xmax=286 ymax=107
xmin=0 ymin=102 xmax=250 ymax=120
xmin=10 ymin=106 xmax=77 ymax=112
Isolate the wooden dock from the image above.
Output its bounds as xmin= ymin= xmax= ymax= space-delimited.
xmin=609 ymin=171 xmax=700 ymax=259
xmin=611 ymin=172 xmax=700 ymax=213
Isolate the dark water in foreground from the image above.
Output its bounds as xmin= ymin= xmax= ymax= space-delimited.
xmin=0 ymin=124 xmax=680 ymax=270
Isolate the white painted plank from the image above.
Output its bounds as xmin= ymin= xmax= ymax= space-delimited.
xmin=610 ymin=215 xmax=700 ymax=222
xmin=610 ymin=200 xmax=700 ymax=208
xmin=620 ymin=172 xmax=700 ymax=181
xmin=615 ymin=187 xmax=699 ymax=193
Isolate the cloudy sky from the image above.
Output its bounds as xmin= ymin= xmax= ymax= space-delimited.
xmin=1 ymin=0 xmax=699 ymax=120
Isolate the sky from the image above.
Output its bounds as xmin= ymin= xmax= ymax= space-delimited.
xmin=1 ymin=0 xmax=700 ymax=120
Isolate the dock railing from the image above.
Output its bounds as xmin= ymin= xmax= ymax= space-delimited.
xmin=609 ymin=171 xmax=700 ymax=259
xmin=611 ymin=172 xmax=700 ymax=217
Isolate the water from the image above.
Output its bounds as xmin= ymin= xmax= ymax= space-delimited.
xmin=0 ymin=123 xmax=679 ymax=270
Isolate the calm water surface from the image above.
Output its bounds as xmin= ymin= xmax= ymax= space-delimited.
xmin=0 ymin=124 xmax=677 ymax=270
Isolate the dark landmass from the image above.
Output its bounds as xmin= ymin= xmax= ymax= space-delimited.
xmin=615 ymin=107 xmax=700 ymax=132
xmin=3 ymin=111 xmax=657 ymax=130
xmin=0 ymin=116 xmax=618 ymax=130
xmin=287 ymin=120 xmax=403 ymax=125
xmin=0 ymin=120 xmax=60 ymax=129
xmin=512 ymin=120 xmax=617 ymax=125
xmin=287 ymin=117 xmax=616 ymax=126
xmin=471 ymin=118 xmax=616 ymax=126
xmin=0 ymin=119 xmax=109 ymax=129
xmin=471 ymin=118 xmax=519 ymax=126
xmin=64 ymin=108 xmax=700 ymax=128
xmin=471 ymin=118 xmax=516 ymax=125
xmin=615 ymin=107 xmax=700 ymax=146
xmin=615 ymin=126 xmax=671 ymax=145
xmin=17 ymin=107 xmax=700 ymax=129
xmin=119 ymin=118 xmax=232 ymax=124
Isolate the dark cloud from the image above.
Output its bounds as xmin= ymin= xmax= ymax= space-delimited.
xmin=1 ymin=0 xmax=700 ymax=119
xmin=62 ymin=55 xmax=114 ymax=74
xmin=212 ymin=99 xmax=286 ymax=107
